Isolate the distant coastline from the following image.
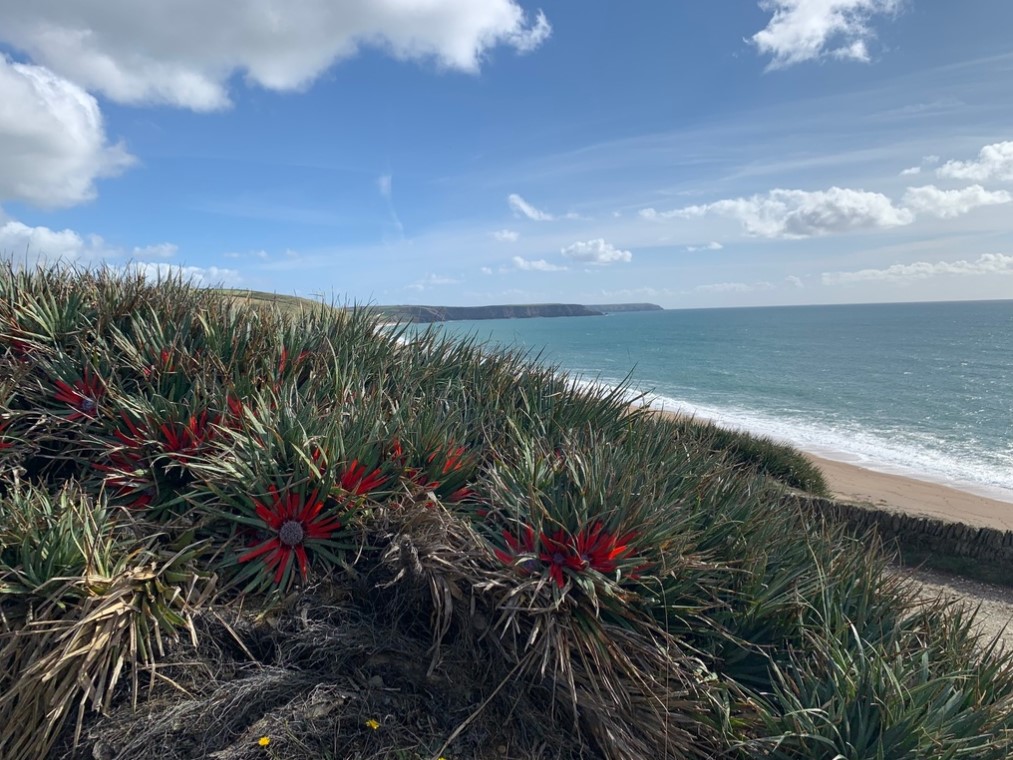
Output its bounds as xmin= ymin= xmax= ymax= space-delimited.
xmin=216 ymin=290 xmax=663 ymax=323
xmin=369 ymin=301 xmax=663 ymax=323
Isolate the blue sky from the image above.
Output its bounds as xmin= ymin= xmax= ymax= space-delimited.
xmin=2 ymin=0 xmax=1013 ymax=308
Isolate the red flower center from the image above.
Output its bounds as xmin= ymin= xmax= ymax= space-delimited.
xmin=278 ymin=519 xmax=305 ymax=546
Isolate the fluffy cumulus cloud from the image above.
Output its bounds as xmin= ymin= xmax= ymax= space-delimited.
xmin=0 ymin=57 xmax=133 ymax=207
xmin=752 ymin=0 xmax=902 ymax=69
xmin=644 ymin=187 xmax=913 ymax=239
xmin=0 ymin=218 xmax=186 ymax=270
xmin=512 ymin=255 xmax=565 ymax=272
xmin=785 ymin=275 xmax=804 ymax=288
xmin=902 ymin=184 xmax=1011 ymax=219
xmin=0 ymin=1 xmax=550 ymax=111
xmin=937 ymin=141 xmax=1013 ymax=182
xmin=560 ymin=238 xmax=632 ymax=265
xmin=492 ymin=228 xmax=520 ymax=242
xmin=822 ymin=253 xmax=1013 ymax=285
xmin=0 ymin=220 xmax=98 ymax=262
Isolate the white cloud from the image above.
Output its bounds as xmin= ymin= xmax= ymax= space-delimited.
xmin=902 ymin=184 xmax=1011 ymax=219
xmin=0 ymin=217 xmax=186 ymax=272
xmin=686 ymin=241 xmax=724 ymax=252
xmin=120 ymin=261 xmax=241 ymax=285
xmin=0 ymin=220 xmax=205 ymax=280
xmin=785 ymin=275 xmax=804 ymax=288
xmin=0 ymin=2 xmax=551 ymax=111
xmin=508 ymin=193 xmax=554 ymax=221
xmin=560 ymin=238 xmax=632 ymax=265
xmin=480 ymin=266 xmax=493 ymax=275
xmin=695 ymin=281 xmax=774 ymax=294
xmin=512 ymin=255 xmax=566 ymax=272
xmin=752 ymin=0 xmax=902 ymax=69
xmin=822 ymin=253 xmax=1013 ymax=285
xmin=0 ymin=57 xmax=133 ymax=207
xmin=492 ymin=228 xmax=519 ymax=242
xmin=506 ymin=193 xmax=583 ymax=221
xmin=377 ymin=174 xmax=392 ymax=199
xmin=132 ymin=243 xmax=178 ymax=259
xmin=937 ymin=141 xmax=1013 ymax=182
xmin=646 ymin=187 xmax=914 ymax=239
xmin=0 ymin=220 xmax=98 ymax=263
xmin=899 ymin=166 xmax=921 ymax=176
xmin=503 ymin=10 xmax=552 ymax=53
xmin=407 ymin=272 xmax=462 ymax=291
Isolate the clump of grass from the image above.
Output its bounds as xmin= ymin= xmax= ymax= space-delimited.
xmin=0 ymin=262 xmax=1009 ymax=760
xmin=655 ymin=414 xmax=830 ymax=496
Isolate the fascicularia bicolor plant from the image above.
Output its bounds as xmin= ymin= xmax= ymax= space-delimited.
xmin=494 ymin=521 xmax=641 ymax=588
xmin=92 ymin=401 xmax=222 ymax=514
xmin=235 ymin=482 xmax=344 ymax=588
xmin=213 ymin=476 xmax=351 ymax=593
xmin=50 ymin=366 xmax=106 ymax=422
xmin=388 ymin=434 xmax=480 ymax=505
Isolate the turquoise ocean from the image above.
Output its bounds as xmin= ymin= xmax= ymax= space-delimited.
xmin=431 ymin=300 xmax=1013 ymax=503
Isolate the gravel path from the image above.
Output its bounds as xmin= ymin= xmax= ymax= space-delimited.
xmin=898 ymin=566 xmax=1013 ymax=649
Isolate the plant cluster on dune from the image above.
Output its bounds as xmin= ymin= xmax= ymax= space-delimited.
xmin=0 ymin=264 xmax=1011 ymax=759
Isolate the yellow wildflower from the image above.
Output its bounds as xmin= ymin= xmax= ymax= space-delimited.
xmin=258 ymin=736 xmax=271 ymax=747
xmin=365 ymin=718 xmax=381 ymax=730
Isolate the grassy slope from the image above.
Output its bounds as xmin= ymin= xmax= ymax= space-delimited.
xmin=215 ymin=288 xmax=341 ymax=317
xmin=1 ymin=268 xmax=1011 ymax=760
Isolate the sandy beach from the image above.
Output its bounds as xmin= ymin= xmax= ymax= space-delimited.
xmin=807 ymin=453 xmax=1013 ymax=532
xmin=645 ymin=405 xmax=1013 ymax=532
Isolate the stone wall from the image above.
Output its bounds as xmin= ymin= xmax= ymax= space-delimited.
xmin=790 ymin=495 xmax=1013 ymax=569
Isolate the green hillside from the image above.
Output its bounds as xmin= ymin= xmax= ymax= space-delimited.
xmin=215 ymin=288 xmax=340 ymax=316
